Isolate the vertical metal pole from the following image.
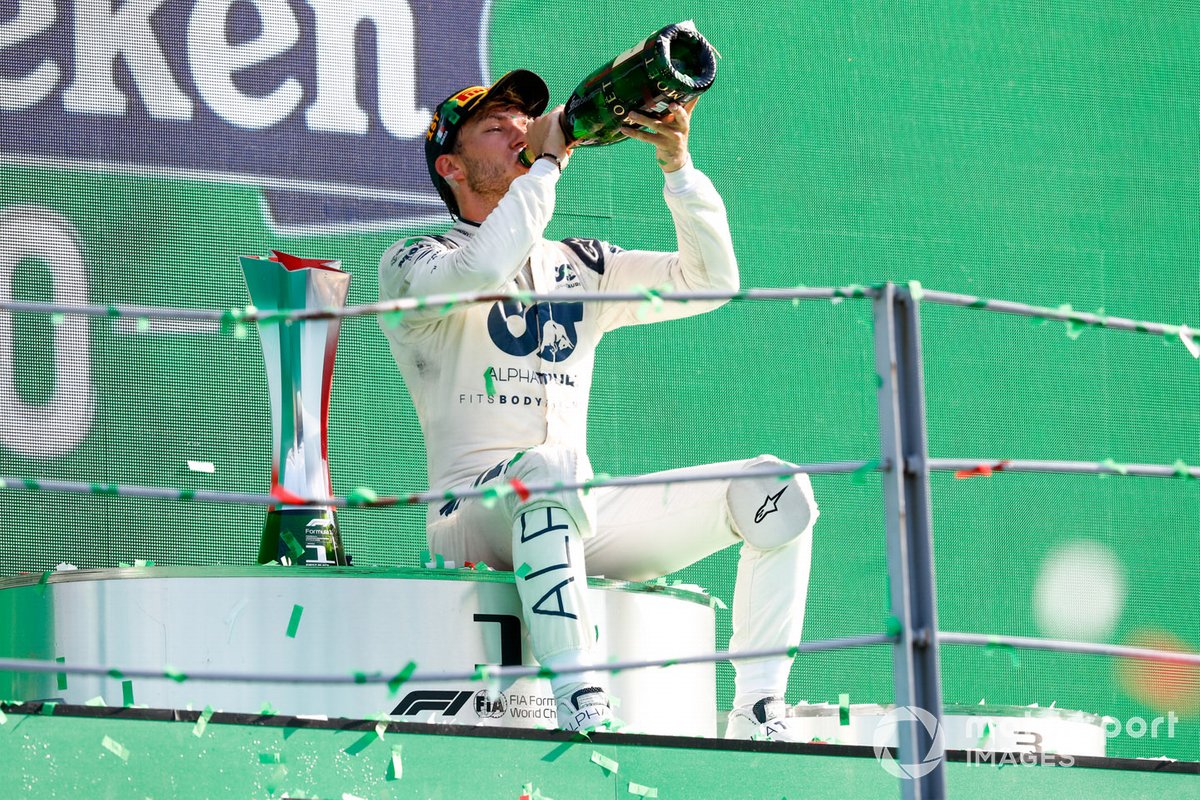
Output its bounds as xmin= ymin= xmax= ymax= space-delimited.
xmin=873 ymin=283 xmax=946 ymax=799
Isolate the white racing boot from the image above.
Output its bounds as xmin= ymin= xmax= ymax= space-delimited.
xmin=558 ymin=685 xmax=614 ymax=733
xmin=725 ymin=697 xmax=806 ymax=743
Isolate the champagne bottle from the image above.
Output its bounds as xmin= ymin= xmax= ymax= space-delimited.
xmin=520 ymin=21 xmax=718 ymax=165
xmin=563 ymin=21 xmax=718 ymax=146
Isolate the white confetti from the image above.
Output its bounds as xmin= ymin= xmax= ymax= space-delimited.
xmin=102 ymin=735 xmax=129 ymax=762
xmin=1179 ymin=324 xmax=1200 ymax=358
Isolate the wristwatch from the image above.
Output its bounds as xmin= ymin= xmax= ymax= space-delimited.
xmin=537 ymin=152 xmax=564 ymax=172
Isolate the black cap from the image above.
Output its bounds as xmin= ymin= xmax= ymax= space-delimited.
xmin=424 ymin=70 xmax=551 ymax=218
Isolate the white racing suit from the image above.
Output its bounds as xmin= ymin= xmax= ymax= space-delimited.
xmin=379 ymin=158 xmax=818 ymax=719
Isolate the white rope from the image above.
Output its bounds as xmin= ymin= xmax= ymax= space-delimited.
xmin=0 ymin=461 xmax=882 ymax=509
xmin=0 ymin=285 xmax=874 ymax=324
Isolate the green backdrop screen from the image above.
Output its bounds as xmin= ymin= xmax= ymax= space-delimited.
xmin=1 ymin=0 xmax=1196 ymax=760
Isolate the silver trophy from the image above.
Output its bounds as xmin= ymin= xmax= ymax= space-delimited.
xmin=240 ymin=250 xmax=350 ymax=566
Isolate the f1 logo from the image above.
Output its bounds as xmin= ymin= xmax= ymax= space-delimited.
xmin=391 ymin=690 xmax=473 ymax=716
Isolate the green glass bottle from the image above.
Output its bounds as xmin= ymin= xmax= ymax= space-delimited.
xmin=562 ymin=21 xmax=719 ymax=147
xmin=520 ymin=21 xmax=718 ymax=165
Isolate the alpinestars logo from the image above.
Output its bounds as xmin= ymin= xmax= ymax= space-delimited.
xmin=754 ymin=486 xmax=787 ymax=523
xmin=487 ymin=301 xmax=584 ymax=362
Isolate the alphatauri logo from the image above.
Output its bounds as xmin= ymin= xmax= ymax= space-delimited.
xmin=487 ymin=301 xmax=585 ymax=363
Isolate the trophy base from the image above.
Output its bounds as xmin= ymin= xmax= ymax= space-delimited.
xmin=259 ymin=507 xmax=348 ymax=566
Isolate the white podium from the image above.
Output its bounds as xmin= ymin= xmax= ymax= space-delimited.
xmin=0 ymin=566 xmax=717 ymax=736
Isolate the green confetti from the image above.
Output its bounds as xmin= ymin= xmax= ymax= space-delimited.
xmin=23 ymin=478 xmax=41 ymax=490
xmin=106 ymin=305 xmax=121 ymax=318
xmin=1055 ymin=304 xmax=1087 ymax=339
xmin=1101 ymin=458 xmax=1128 ymax=476
xmin=179 ymin=489 xmax=196 ymax=501
xmin=259 ymin=752 xmax=284 ymax=764
xmin=164 ymin=665 xmax=187 ymax=683
xmin=348 ymin=486 xmax=379 ymax=505
xmin=90 ymin=482 xmax=119 ymax=496
xmin=839 ymin=692 xmax=850 ymax=726
xmin=985 ymin=640 xmax=1021 ymax=668
xmin=259 ymin=701 xmax=276 ymax=716
xmin=852 ymin=459 xmax=880 ymax=485
xmin=633 ymin=284 xmax=664 ymax=318
xmin=193 ymin=705 xmax=214 ymax=737
xmin=135 ymin=317 xmax=150 ymax=332
xmin=40 ymin=702 xmax=56 ymax=716
xmin=515 ymin=563 xmax=532 ymax=578
xmin=387 ymin=661 xmax=417 ymax=697
xmin=102 ymin=735 xmax=130 ymax=762
xmin=56 ymin=656 xmax=67 ymax=690
xmin=281 ymin=531 xmax=305 ymax=560
xmin=286 ymin=604 xmax=304 ymax=638
xmin=382 ymin=309 xmax=405 ymax=328
xmin=122 ymin=680 xmax=135 ymax=706
xmin=884 ymin=615 xmax=903 ymax=637
xmin=481 ymin=483 xmax=515 ymax=508
xmin=627 ymin=781 xmax=658 ymax=798
xmin=907 ymin=280 xmax=924 ymax=301
xmin=343 ymin=731 xmax=376 ymax=756
xmin=590 ymin=751 xmax=619 ymax=774
xmin=1174 ymin=459 xmax=1193 ymax=479
xmin=536 ymin=666 xmax=556 ymax=680
xmin=386 ymin=744 xmax=404 ymax=780
xmin=50 ymin=312 xmax=65 ymax=326
xmin=484 ymin=366 xmax=497 ymax=398
xmin=968 ymin=298 xmax=988 ymax=309
xmin=37 ymin=570 xmax=51 ymax=595
xmin=582 ymin=472 xmax=610 ymax=495
xmin=978 ymin=722 xmax=992 ymax=747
